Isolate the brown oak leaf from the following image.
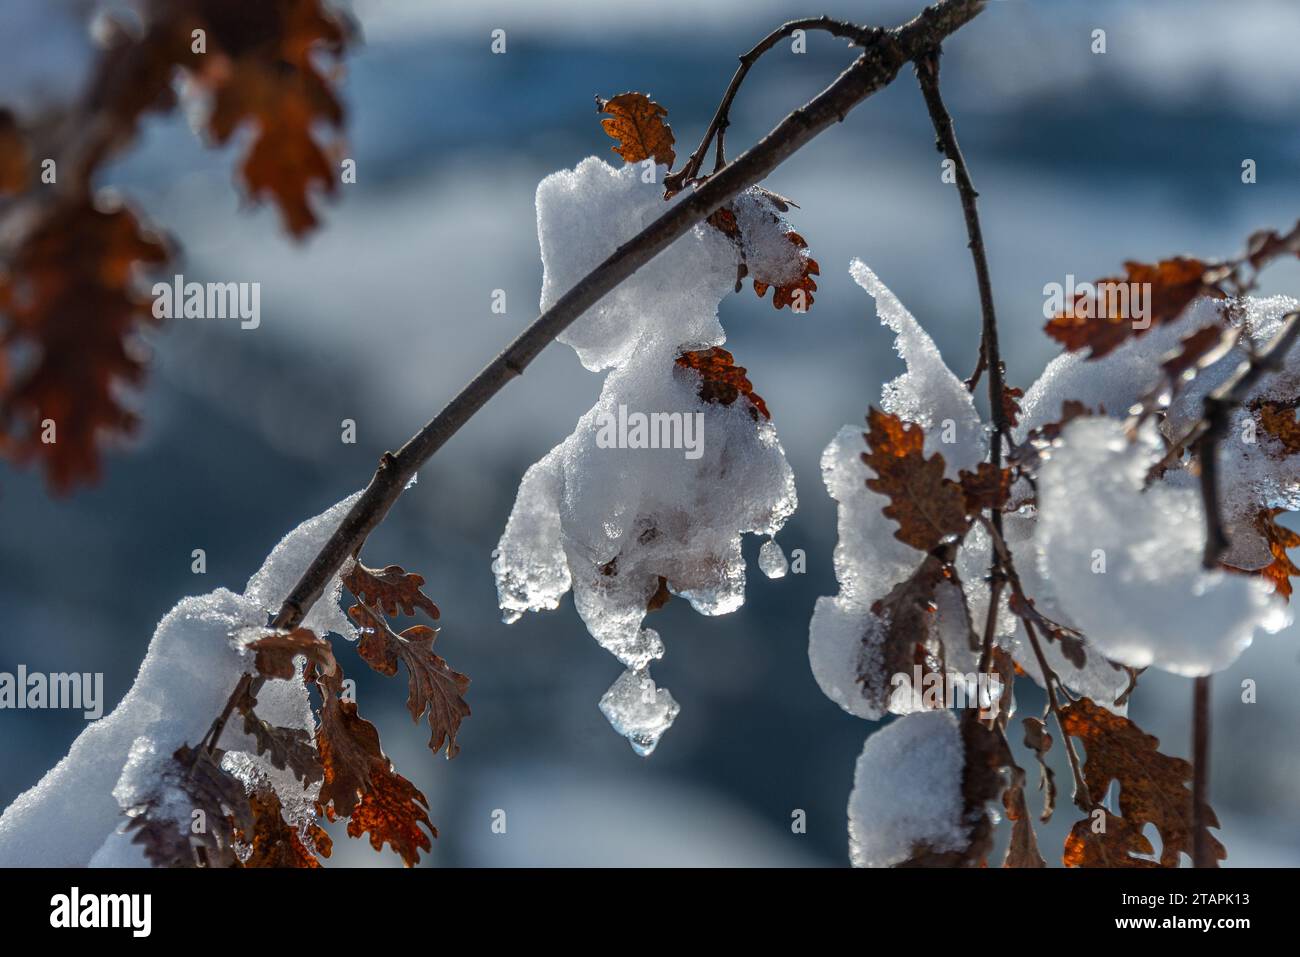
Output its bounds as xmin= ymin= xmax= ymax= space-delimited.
xmin=241 ymin=788 xmax=328 ymax=868
xmin=344 ymin=561 xmax=441 ymax=619
xmin=195 ymin=0 xmax=353 ymax=237
xmin=1226 ymin=507 xmax=1300 ymax=599
xmin=0 ymin=109 xmax=29 ymax=195
xmin=124 ymin=744 xmax=252 ymax=868
xmin=1060 ymin=697 xmax=1224 ymax=867
xmin=675 ymin=347 xmax=770 ymax=420
xmin=751 ymin=230 xmax=819 ymax=312
xmin=0 ymin=195 xmax=169 ymax=491
xmin=1258 ymin=402 xmax=1300 ymax=455
xmin=1045 ymin=258 xmax=1219 ymax=359
xmin=1064 ymin=811 xmax=1159 ymax=868
xmin=237 ymin=688 xmax=322 ymax=788
xmin=958 ymin=462 xmax=1011 ymax=514
xmin=597 ymin=92 xmax=676 ymax=168
xmin=862 ymin=408 xmax=969 ymax=552
xmin=348 ymin=603 xmax=470 ymax=758
xmin=1001 ymin=384 xmax=1024 ymax=429
xmin=1003 ymin=765 xmax=1047 ymax=868
xmin=313 ymin=664 xmax=436 ymax=866
xmin=1022 ymin=716 xmax=1056 ymax=822
xmin=248 ymin=626 xmax=337 ymax=680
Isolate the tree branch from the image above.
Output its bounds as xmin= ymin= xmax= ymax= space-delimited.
xmin=914 ymin=49 xmax=1007 ymax=461
xmin=202 ymin=0 xmax=989 ymax=753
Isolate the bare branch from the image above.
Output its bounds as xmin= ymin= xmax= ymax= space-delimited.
xmin=915 ymin=49 xmax=1007 ymax=460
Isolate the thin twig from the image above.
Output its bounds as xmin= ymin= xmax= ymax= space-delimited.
xmin=201 ymin=0 xmax=991 ymax=753
xmin=915 ymin=49 xmax=1008 ymax=466
xmin=668 ymin=16 xmax=881 ymax=188
xmin=1191 ymin=675 xmax=1213 ymax=867
xmin=980 ymin=516 xmax=1092 ymax=811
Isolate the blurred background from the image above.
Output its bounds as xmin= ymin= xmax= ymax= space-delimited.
xmin=2 ymin=0 xmax=1300 ymax=866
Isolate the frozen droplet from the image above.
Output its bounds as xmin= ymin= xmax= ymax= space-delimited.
xmin=598 ymin=667 xmax=679 ymax=756
xmin=404 ymin=472 xmax=418 ymax=489
xmin=759 ymin=539 xmax=788 ymax=579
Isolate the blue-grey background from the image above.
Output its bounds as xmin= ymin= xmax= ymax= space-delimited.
xmin=2 ymin=0 xmax=1299 ymax=866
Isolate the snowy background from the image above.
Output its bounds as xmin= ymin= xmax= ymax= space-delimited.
xmin=2 ymin=0 xmax=1300 ymax=866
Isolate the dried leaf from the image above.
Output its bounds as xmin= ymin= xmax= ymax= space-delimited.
xmin=1045 ymin=258 xmax=1218 ymax=359
xmin=751 ymin=230 xmax=819 ymax=312
xmin=1226 ymin=507 xmax=1300 ymax=599
xmin=344 ymin=561 xmax=441 ymax=620
xmin=1022 ymin=716 xmax=1056 ymax=822
xmin=1060 ymin=697 xmax=1224 ymax=867
xmin=597 ymin=92 xmax=676 ymax=167
xmin=675 ymin=347 xmax=770 ymax=420
xmin=1001 ymin=384 xmax=1024 ymax=429
xmin=348 ymin=603 xmax=470 ymax=758
xmin=1008 ymin=592 xmax=1087 ymax=670
xmin=958 ymin=462 xmax=1011 ymax=514
xmin=196 ymin=0 xmax=353 ymax=236
xmin=1258 ymin=402 xmax=1300 ymax=455
xmin=248 ymin=627 xmax=336 ymax=680
xmin=237 ymin=689 xmax=322 ymax=788
xmin=861 ymin=553 xmax=948 ymax=713
xmin=862 ymin=408 xmax=969 ymax=552
xmin=124 ymin=744 xmax=251 ymax=868
xmin=313 ymin=663 xmax=436 ymax=866
xmin=1064 ymin=811 xmax=1159 ymax=868
xmin=241 ymin=788 xmax=326 ymax=868
xmin=0 ymin=109 xmax=29 ymax=195
xmin=1003 ymin=765 xmax=1046 ymax=868
xmin=0 ymin=195 xmax=169 ymax=491
xmin=1162 ymin=323 xmax=1236 ymax=382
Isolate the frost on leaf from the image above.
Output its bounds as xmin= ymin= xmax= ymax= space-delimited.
xmin=240 ymin=787 xmax=330 ymax=868
xmin=237 ymin=687 xmax=322 ymax=789
xmin=496 ymin=158 xmax=796 ymax=753
xmin=704 ymin=188 xmax=820 ymax=312
xmin=1231 ymin=508 xmax=1300 ymax=599
xmin=123 ymin=744 xmax=251 ymax=868
xmin=675 ymin=346 xmax=769 ymax=420
xmin=597 ymin=92 xmax=676 ymax=168
xmin=1061 ymin=697 xmax=1225 ymax=868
